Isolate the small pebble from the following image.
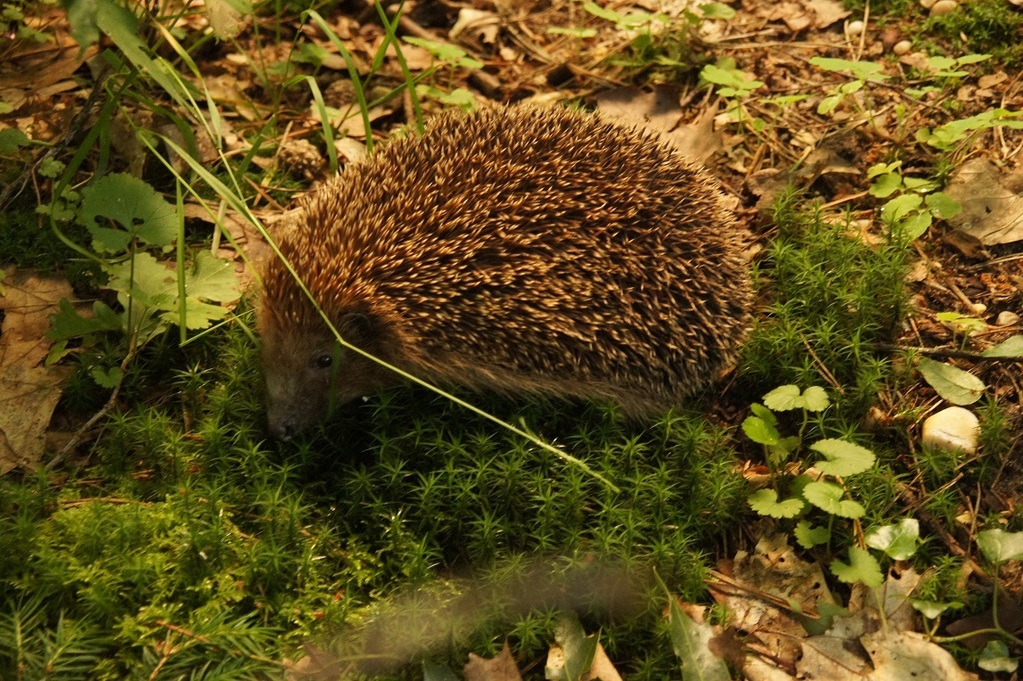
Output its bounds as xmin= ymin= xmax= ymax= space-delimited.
xmin=930 ymin=0 xmax=958 ymax=15
xmin=971 ymin=302 xmax=987 ymax=315
xmin=893 ymin=40 xmax=912 ymax=55
xmin=996 ymin=310 xmax=1020 ymax=326
xmin=846 ymin=20 xmax=865 ymax=36
xmin=922 ymin=407 xmax=980 ymax=454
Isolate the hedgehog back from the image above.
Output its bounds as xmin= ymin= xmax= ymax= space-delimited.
xmin=259 ymin=106 xmax=751 ymax=427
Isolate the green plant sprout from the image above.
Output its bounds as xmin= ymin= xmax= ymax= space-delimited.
xmin=700 ymin=59 xmax=766 ymax=136
xmin=921 ymin=529 xmax=1023 ymax=672
xmin=403 ymin=37 xmax=482 ymax=108
xmin=584 ymin=1 xmax=734 ymax=77
xmin=868 ymin=161 xmax=961 ymax=241
xmin=744 ymin=385 xmax=924 ymax=588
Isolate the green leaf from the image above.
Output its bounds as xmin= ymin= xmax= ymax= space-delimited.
xmin=0 ymin=127 xmax=30 ymax=154
xmin=817 ymin=93 xmax=844 ymax=116
xmin=809 ymin=57 xmax=886 ymax=81
xmin=925 ymin=192 xmax=961 ymax=219
xmin=802 ymin=481 xmax=864 ymax=518
xmin=63 ymin=0 xmax=101 ymax=49
xmin=700 ymin=64 xmax=763 ymax=95
xmin=550 ymin=614 xmax=598 ymax=681
xmin=867 ymin=161 xmax=901 ymax=178
xmin=881 ymin=193 xmax=923 ymax=223
xmin=794 ymin=520 xmax=830 ymax=549
xmin=900 ymin=211 xmax=932 ymax=241
xmin=982 ymin=335 xmax=1023 ymax=358
xmin=830 ymin=546 xmax=883 ymax=587
xmin=902 ymin=176 xmax=937 ymax=192
xmin=106 ymin=250 xmax=237 ymax=335
xmin=93 ymin=0 xmax=196 ymax=110
xmin=811 ymin=439 xmax=876 ymax=477
xmin=90 ymin=365 xmax=123 ymax=389
xmin=978 ymin=641 xmax=1018 ymax=673
xmin=763 ymin=384 xmax=828 ymax=412
xmin=865 ymin=519 xmax=920 ymax=560
xmin=976 ymin=529 xmax=1023 ymax=564
xmin=869 ymin=172 xmax=903 ymax=198
xmin=762 ymin=384 xmax=800 ymax=410
xmin=910 ymin=598 xmax=958 ymax=619
xmin=748 ymin=489 xmax=806 ymax=519
xmin=742 ymin=415 xmax=780 ymax=446
xmin=801 ymin=386 xmax=830 ymax=412
xmin=666 ymin=594 xmax=731 ymax=681
xmin=956 ymin=53 xmax=992 ymax=65
xmin=48 ymin=299 xmax=123 ymax=341
xmin=582 ymin=1 xmax=625 ymax=22
xmin=78 ymin=174 xmax=177 ymax=253
xmin=918 ymin=356 xmax=985 ymax=405
xmin=403 ymin=37 xmax=482 ymax=69
xmin=699 ymin=2 xmax=735 ymax=18
xmin=750 ymin=402 xmax=777 ymax=425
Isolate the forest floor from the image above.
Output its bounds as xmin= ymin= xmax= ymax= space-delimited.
xmin=1 ymin=0 xmax=1022 ymax=678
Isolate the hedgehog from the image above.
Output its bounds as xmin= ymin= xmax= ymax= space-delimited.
xmin=258 ymin=105 xmax=751 ymax=439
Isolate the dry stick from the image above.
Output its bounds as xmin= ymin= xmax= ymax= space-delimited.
xmin=46 ymin=350 xmax=134 ymax=470
xmin=872 ymin=342 xmax=1023 ymax=362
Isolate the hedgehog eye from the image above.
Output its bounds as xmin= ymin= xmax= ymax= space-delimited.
xmin=315 ymin=354 xmax=333 ymax=369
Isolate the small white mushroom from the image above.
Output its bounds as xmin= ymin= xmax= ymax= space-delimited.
xmin=846 ymin=20 xmax=866 ymax=36
xmin=893 ymin=40 xmax=913 ymax=55
xmin=930 ymin=0 xmax=958 ymax=16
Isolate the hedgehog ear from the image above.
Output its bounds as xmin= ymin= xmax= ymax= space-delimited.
xmin=338 ymin=311 xmax=377 ymax=346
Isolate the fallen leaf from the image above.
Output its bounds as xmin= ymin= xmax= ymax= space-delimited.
xmin=0 ymin=267 xmax=74 ymax=474
xmin=805 ymin=0 xmax=852 ymax=27
xmin=464 ymin=642 xmax=522 ymax=681
xmin=711 ymin=535 xmax=837 ymax=663
xmin=862 ymin=629 xmax=979 ymax=680
xmin=594 ymin=86 xmax=722 ymax=163
xmin=945 ymin=159 xmax=1023 ymax=245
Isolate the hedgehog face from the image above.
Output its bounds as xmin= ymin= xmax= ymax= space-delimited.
xmin=260 ymin=315 xmax=399 ymax=439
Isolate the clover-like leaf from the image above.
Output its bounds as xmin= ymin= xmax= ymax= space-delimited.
xmin=865 ymin=519 xmax=920 ymax=560
xmin=910 ymin=598 xmax=959 ymax=619
xmin=743 ymin=415 xmax=780 ymax=446
xmin=794 ymin=520 xmax=830 ymax=549
xmin=830 ymin=546 xmax=883 ymax=587
xmin=811 ymin=439 xmax=876 ymax=477
xmin=802 ymin=481 xmax=864 ymax=519
xmin=748 ymin=489 xmax=806 ymax=519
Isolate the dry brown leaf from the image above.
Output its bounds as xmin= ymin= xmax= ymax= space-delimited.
xmin=464 ymin=641 xmax=522 ymax=681
xmin=805 ymin=0 xmax=852 ymax=28
xmin=546 ymin=640 xmax=623 ymax=681
xmin=798 ymin=570 xmax=978 ymax=680
xmin=595 ymin=85 xmax=684 ymax=133
xmin=0 ymin=267 xmax=73 ymax=474
xmin=714 ymin=535 xmax=836 ymax=663
xmin=861 ymin=630 xmax=979 ymax=681
xmin=945 ymin=159 xmax=1023 ymax=245
xmin=594 ymin=86 xmax=722 ymax=163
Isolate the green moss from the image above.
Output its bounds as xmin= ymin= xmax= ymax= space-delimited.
xmin=925 ymin=0 xmax=1023 ymax=67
